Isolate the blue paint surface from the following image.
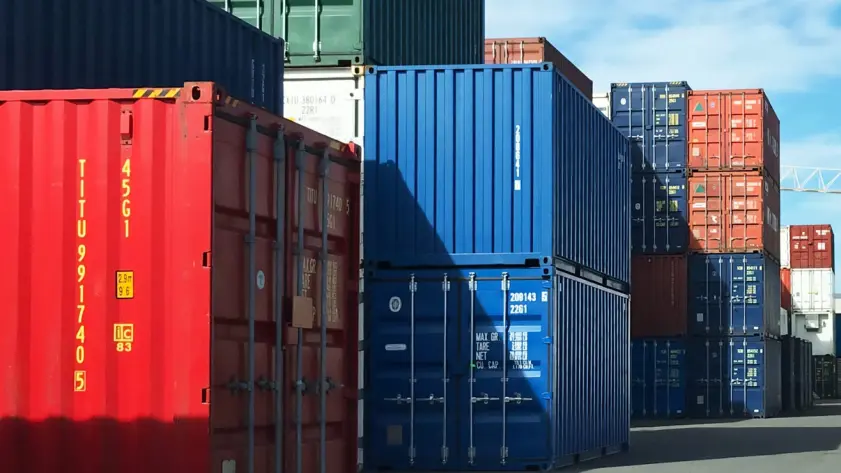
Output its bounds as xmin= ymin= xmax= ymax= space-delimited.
xmin=631 ymin=171 xmax=688 ymax=254
xmin=610 ymin=81 xmax=691 ymax=172
xmin=363 ymin=64 xmax=631 ymax=285
xmin=631 ymin=338 xmax=687 ymax=418
xmin=686 ymin=337 xmax=782 ymax=418
xmin=364 ymin=266 xmax=630 ymax=470
xmin=687 ymin=253 xmax=781 ymax=337
xmin=3 ymin=0 xmax=285 ymax=114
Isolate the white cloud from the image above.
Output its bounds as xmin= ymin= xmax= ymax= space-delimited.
xmin=485 ymin=0 xmax=841 ymax=92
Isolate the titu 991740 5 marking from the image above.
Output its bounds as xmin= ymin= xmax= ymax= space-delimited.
xmin=74 ymin=158 xmax=88 ymax=392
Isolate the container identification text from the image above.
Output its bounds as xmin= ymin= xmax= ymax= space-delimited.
xmin=74 ymin=158 xmax=88 ymax=392
xmin=121 ymin=158 xmax=131 ymax=238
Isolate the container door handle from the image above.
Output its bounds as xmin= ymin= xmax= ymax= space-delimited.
xmin=503 ymin=393 xmax=532 ymax=404
xmin=384 ymin=394 xmax=412 ymax=405
xmin=470 ymin=393 xmax=500 ymax=404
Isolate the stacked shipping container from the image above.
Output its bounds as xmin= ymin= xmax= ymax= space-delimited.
xmin=789 ymin=224 xmax=836 ymax=356
xmin=610 ymin=82 xmax=690 ymax=419
xmin=361 ymin=63 xmax=631 ymax=470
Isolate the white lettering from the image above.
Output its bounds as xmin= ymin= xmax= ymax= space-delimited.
xmin=514 ymin=125 xmax=522 ymax=191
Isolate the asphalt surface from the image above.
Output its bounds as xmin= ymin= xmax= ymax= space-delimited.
xmin=566 ymin=400 xmax=841 ymax=473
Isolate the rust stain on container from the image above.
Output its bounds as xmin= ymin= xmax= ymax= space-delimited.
xmin=789 ymin=224 xmax=835 ymax=270
xmin=0 ymin=82 xmax=360 ymax=473
xmin=631 ymin=255 xmax=688 ymax=337
xmin=485 ymin=37 xmax=593 ymax=99
xmin=687 ymin=89 xmax=781 ymax=182
xmin=687 ymin=170 xmax=781 ymax=260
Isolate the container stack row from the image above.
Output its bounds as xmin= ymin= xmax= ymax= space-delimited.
xmin=360 ymin=62 xmax=631 ymax=471
xmin=609 ymin=83 xmax=784 ymax=419
xmin=0 ymin=2 xmax=488 ymax=473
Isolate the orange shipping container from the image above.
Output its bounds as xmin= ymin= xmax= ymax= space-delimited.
xmin=687 ymin=171 xmax=781 ymax=260
xmin=781 ymin=267 xmax=792 ymax=311
xmin=0 ymin=83 xmax=360 ymax=473
xmin=484 ymin=37 xmax=593 ymax=99
xmin=789 ymin=224 xmax=835 ymax=270
xmin=631 ymin=255 xmax=688 ymax=337
xmin=687 ymin=89 xmax=781 ymax=183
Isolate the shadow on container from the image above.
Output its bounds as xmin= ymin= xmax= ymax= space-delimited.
xmin=361 ymin=161 xmax=630 ymax=471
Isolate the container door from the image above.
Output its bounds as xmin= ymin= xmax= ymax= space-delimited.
xmin=729 ymin=340 xmax=764 ymax=417
xmin=458 ymin=272 xmax=551 ymax=469
xmin=365 ymin=274 xmax=457 ymax=470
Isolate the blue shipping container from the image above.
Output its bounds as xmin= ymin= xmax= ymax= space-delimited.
xmin=687 ymin=253 xmax=781 ymax=337
xmin=631 ymin=171 xmax=688 ymax=254
xmin=363 ymin=64 xmax=632 ymax=285
xmin=611 ymin=82 xmax=691 ymax=173
xmin=2 ymin=0 xmax=284 ymax=114
xmin=363 ymin=266 xmax=630 ymax=471
xmin=631 ymin=339 xmax=687 ymax=418
xmin=687 ymin=337 xmax=782 ymax=418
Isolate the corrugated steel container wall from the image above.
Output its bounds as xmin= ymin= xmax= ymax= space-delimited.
xmin=793 ymin=338 xmax=804 ymax=410
xmin=805 ymin=340 xmax=815 ymax=408
xmin=836 ymin=314 xmax=841 ymax=357
xmin=687 ymin=89 xmax=781 ymax=182
xmin=687 ymin=171 xmax=781 ymax=260
xmin=484 ymin=37 xmax=593 ymax=99
xmin=592 ymin=92 xmax=610 ymax=117
xmin=1 ymin=0 xmax=285 ymax=114
xmin=790 ymin=224 xmax=835 ymax=270
xmin=781 ymin=268 xmax=792 ymax=311
xmin=631 ymin=171 xmax=688 ymax=254
xmin=780 ymin=308 xmax=790 ymax=336
xmin=282 ymin=68 xmax=366 ymax=144
xmin=631 ymin=256 xmax=688 ymax=337
xmin=363 ymin=266 xmax=630 ymax=470
xmin=363 ymin=64 xmax=632 ymax=285
xmin=211 ymin=0 xmax=484 ymax=67
xmin=687 ymin=253 xmax=781 ymax=337
xmin=781 ymin=336 xmax=796 ymax=411
xmin=631 ymin=339 xmax=687 ymax=418
xmin=781 ymin=225 xmax=791 ymax=267
xmin=687 ymin=337 xmax=782 ymax=418
xmin=611 ymin=81 xmax=690 ymax=172
xmin=791 ymin=269 xmax=835 ymax=313
xmin=0 ymin=83 xmax=361 ymax=473
xmin=812 ymin=355 xmax=839 ymax=399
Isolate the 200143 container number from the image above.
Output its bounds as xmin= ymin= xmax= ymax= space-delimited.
xmin=74 ymin=158 xmax=88 ymax=392
xmin=509 ymin=291 xmax=537 ymax=315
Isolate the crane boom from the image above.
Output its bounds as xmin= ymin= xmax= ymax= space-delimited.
xmin=780 ymin=165 xmax=841 ymax=194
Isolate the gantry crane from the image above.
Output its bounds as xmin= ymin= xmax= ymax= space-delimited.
xmin=781 ymin=165 xmax=841 ymax=194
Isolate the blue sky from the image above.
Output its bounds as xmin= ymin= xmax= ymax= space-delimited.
xmin=486 ymin=0 xmax=841 ymax=289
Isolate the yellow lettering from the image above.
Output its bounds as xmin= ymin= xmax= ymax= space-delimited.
xmin=79 ymin=285 xmax=84 ymax=303
xmin=121 ymin=159 xmax=131 ymax=177
xmin=124 ymin=219 xmax=130 ymax=238
xmin=116 ymin=342 xmax=133 ymax=352
xmin=77 ymin=264 xmax=85 ymax=283
xmin=76 ymin=219 xmax=87 ymax=238
xmin=75 ymin=325 xmax=86 ymax=343
xmin=121 ymin=160 xmax=131 ymax=239
xmin=74 ymin=371 xmax=86 ymax=392
xmin=77 ymin=244 xmax=86 ymax=262
xmin=78 ymin=159 xmax=86 ymax=177
xmin=75 ymin=345 xmax=85 ymax=364
xmin=121 ymin=199 xmax=131 ymax=218
xmin=121 ymin=179 xmax=131 ymax=198
xmin=78 ymin=199 xmax=86 ymax=217
xmin=79 ymin=180 xmax=85 ymax=198
xmin=77 ymin=304 xmax=85 ymax=323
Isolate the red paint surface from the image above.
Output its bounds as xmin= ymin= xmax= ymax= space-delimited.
xmin=687 ymin=171 xmax=781 ymax=260
xmin=0 ymin=83 xmax=360 ymax=473
xmin=631 ymin=255 xmax=688 ymax=337
xmin=687 ymin=89 xmax=781 ymax=183
xmin=789 ymin=224 xmax=835 ymax=270
xmin=485 ymin=37 xmax=593 ymax=99
xmin=781 ymin=268 xmax=792 ymax=311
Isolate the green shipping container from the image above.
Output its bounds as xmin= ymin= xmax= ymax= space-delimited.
xmin=210 ymin=0 xmax=485 ymax=67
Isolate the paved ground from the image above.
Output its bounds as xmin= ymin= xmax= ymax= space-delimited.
xmin=567 ymin=400 xmax=841 ymax=473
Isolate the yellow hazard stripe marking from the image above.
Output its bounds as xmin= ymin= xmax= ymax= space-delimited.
xmin=131 ymin=88 xmax=181 ymax=99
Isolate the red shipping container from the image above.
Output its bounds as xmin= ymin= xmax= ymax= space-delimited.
xmin=631 ymin=255 xmax=688 ymax=337
xmin=781 ymin=268 xmax=792 ymax=311
xmin=484 ymin=37 xmax=593 ymax=99
xmin=789 ymin=224 xmax=835 ymax=270
xmin=687 ymin=170 xmax=781 ymax=260
xmin=687 ymin=89 xmax=781 ymax=183
xmin=0 ymin=83 xmax=360 ymax=473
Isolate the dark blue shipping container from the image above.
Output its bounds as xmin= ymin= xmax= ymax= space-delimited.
xmin=631 ymin=339 xmax=687 ymax=418
xmin=363 ymin=64 xmax=632 ymax=286
xmin=805 ymin=340 xmax=814 ymax=408
xmin=687 ymin=253 xmax=781 ymax=337
xmin=611 ymin=82 xmax=691 ymax=173
xmin=781 ymin=336 xmax=796 ymax=411
xmin=2 ymin=0 xmax=284 ymax=114
xmin=687 ymin=337 xmax=782 ymax=418
xmin=793 ymin=338 xmax=804 ymax=410
xmin=631 ymin=171 xmax=688 ymax=254
xmin=363 ymin=266 xmax=630 ymax=470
